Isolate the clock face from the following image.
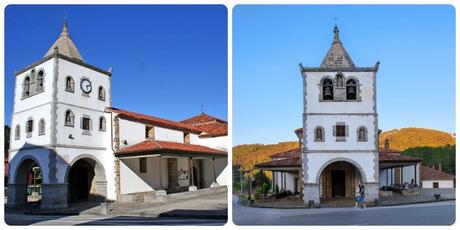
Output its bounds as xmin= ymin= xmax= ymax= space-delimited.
xmin=81 ymin=79 xmax=92 ymax=93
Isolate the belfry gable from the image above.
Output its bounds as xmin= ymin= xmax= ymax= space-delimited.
xmin=320 ymin=25 xmax=355 ymax=68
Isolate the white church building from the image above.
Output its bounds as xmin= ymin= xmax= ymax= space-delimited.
xmin=256 ymin=26 xmax=422 ymax=205
xmin=7 ymin=22 xmax=228 ymax=209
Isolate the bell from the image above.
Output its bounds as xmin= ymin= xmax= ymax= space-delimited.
xmin=324 ymin=87 xmax=332 ymax=96
xmin=348 ymin=86 xmax=355 ymax=94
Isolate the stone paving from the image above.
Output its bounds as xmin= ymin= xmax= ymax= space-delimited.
xmin=245 ymin=188 xmax=456 ymax=208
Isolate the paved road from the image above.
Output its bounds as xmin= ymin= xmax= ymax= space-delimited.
xmin=233 ymin=195 xmax=455 ymax=225
xmin=5 ymin=213 xmax=226 ymax=226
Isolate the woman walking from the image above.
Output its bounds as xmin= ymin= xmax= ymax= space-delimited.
xmin=355 ymin=180 xmax=365 ymax=208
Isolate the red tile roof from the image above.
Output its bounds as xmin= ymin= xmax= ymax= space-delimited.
xmin=181 ymin=113 xmax=227 ymax=125
xmin=195 ymin=122 xmax=228 ymax=138
xmin=181 ymin=113 xmax=228 ymax=138
xmin=255 ymin=157 xmax=302 ymax=168
xmin=379 ymin=150 xmax=422 ymax=162
xmin=115 ymin=139 xmax=227 ymax=156
xmin=270 ymin=148 xmax=301 ymax=159
xmin=107 ymin=107 xmax=202 ymax=134
xmin=421 ymin=166 xmax=455 ymax=180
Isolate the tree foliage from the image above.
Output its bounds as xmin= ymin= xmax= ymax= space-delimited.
xmin=232 ymin=141 xmax=299 ymax=171
xmin=403 ymin=145 xmax=455 ymax=174
xmin=379 ymin=128 xmax=455 ymax=152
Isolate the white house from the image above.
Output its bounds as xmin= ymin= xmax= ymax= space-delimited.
xmin=7 ymin=22 xmax=227 ymax=209
xmin=421 ymin=165 xmax=455 ymax=188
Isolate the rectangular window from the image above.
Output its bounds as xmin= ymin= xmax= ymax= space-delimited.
xmin=82 ymin=117 xmax=91 ymax=130
xmin=336 ymin=125 xmax=345 ymax=137
xmin=139 ymin=157 xmax=147 ymax=173
xmin=27 ymin=120 xmax=33 ymax=133
xmin=433 ymin=182 xmax=439 ymax=188
xmin=145 ymin=126 xmax=154 ymax=139
xmin=184 ymin=133 xmax=190 ymax=144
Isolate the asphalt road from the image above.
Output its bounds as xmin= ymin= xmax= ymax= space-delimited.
xmin=233 ymin=195 xmax=456 ymax=225
xmin=5 ymin=213 xmax=226 ymax=226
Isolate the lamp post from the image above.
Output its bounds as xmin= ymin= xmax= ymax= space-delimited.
xmin=239 ymin=166 xmax=243 ymax=195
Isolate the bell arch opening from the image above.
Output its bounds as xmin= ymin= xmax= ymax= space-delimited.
xmin=318 ymin=161 xmax=364 ymax=199
xmin=66 ymin=157 xmax=107 ymax=203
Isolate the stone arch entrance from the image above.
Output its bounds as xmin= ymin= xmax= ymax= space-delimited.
xmin=318 ymin=161 xmax=364 ymax=199
xmin=9 ymin=156 xmax=43 ymax=207
xmin=66 ymin=157 xmax=107 ymax=202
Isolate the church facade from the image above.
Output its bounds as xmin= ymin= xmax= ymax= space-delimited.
xmin=7 ymin=22 xmax=228 ymax=209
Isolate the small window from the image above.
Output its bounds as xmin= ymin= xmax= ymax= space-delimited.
xmin=99 ymin=117 xmax=106 ymax=131
xmin=98 ymin=86 xmax=106 ymax=101
xmin=433 ymin=182 xmax=439 ymax=188
xmin=82 ymin=117 xmax=91 ymax=130
xmin=23 ymin=76 xmax=31 ymax=98
xmin=139 ymin=157 xmax=147 ymax=173
xmin=145 ymin=126 xmax=154 ymax=139
xmin=357 ymin=127 xmax=367 ymax=142
xmin=26 ymin=119 xmax=33 ymax=138
xmin=322 ymin=78 xmax=334 ymax=100
xmin=65 ymin=110 xmax=75 ymax=127
xmin=336 ymin=125 xmax=345 ymax=137
xmin=65 ymin=76 xmax=75 ymax=93
xmin=36 ymin=70 xmax=44 ymax=92
xmin=184 ymin=133 xmax=190 ymax=144
xmin=15 ymin=125 xmax=20 ymax=140
xmin=38 ymin=119 xmax=45 ymax=136
xmin=314 ymin=127 xmax=324 ymax=142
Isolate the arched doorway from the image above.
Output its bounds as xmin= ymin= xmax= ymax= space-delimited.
xmin=67 ymin=157 xmax=107 ymax=203
xmin=11 ymin=157 xmax=42 ymax=207
xmin=319 ymin=161 xmax=363 ymax=199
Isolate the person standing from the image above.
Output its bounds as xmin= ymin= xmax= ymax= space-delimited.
xmin=358 ymin=180 xmax=366 ymax=208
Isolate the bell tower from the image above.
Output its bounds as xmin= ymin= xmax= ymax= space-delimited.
xmin=299 ymin=25 xmax=380 ymax=204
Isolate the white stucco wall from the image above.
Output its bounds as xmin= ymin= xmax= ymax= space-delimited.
xmin=118 ymin=119 xmax=146 ymax=147
xmin=192 ymin=136 xmax=228 ymax=151
xmin=304 ymin=71 xmax=375 ymax=114
xmin=120 ymin=157 xmax=168 ymax=194
xmin=306 ymin=115 xmax=376 ymax=150
xmin=305 ymin=153 xmax=377 ymax=184
xmin=154 ymin=126 xmax=184 ymax=143
xmin=422 ymin=180 xmax=454 ymax=188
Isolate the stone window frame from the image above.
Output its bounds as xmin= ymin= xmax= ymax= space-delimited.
xmin=345 ymin=76 xmax=361 ymax=101
xmin=314 ymin=126 xmax=325 ymax=142
xmin=35 ymin=69 xmax=46 ymax=93
xmin=15 ymin=125 xmax=20 ymax=140
xmin=22 ymin=76 xmax=31 ymax=98
xmin=98 ymin=86 xmax=106 ymax=101
xmin=81 ymin=114 xmax=92 ymax=135
xmin=357 ymin=126 xmax=368 ymax=142
xmin=65 ymin=76 xmax=75 ymax=93
xmin=38 ymin=118 xmax=46 ymax=136
xmin=99 ymin=116 xmax=106 ymax=132
xmin=21 ymin=68 xmax=46 ymax=99
xmin=65 ymin=110 xmax=75 ymax=127
xmin=318 ymin=76 xmax=334 ymax=101
xmin=25 ymin=117 xmax=33 ymax=138
xmin=333 ymin=122 xmax=348 ymax=142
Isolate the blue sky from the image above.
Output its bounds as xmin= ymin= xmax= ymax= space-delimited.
xmin=233 ymin=5 xmax=455 ymax=146
xmin=4 ymin=5 xmax=228 ymax=125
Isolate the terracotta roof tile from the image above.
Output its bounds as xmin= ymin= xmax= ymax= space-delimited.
xmin=255 ymin=157 xmax=302 ymax=168
xmin=421 ymin=166 xmax=455 ymax=180
xmin=270 ymin=148 xmax=301 ymax=159
xmin=181 ymin=113 xmax=228 ymax=138
xmin=116 ymin=139 xmax=227 ymax=156
xmin=379 ymin=150 xmax=422 ymax=162
xmin=107 ymin=107 xmax=202 ymax=134
xmin=181 ymin=113 xmax=227 ymax=125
